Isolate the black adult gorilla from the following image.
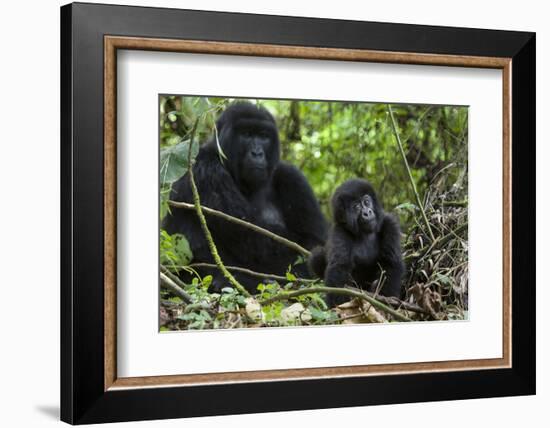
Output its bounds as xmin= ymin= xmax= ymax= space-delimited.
xmin=309 ymin=179 xmax=404 ymax=306
xmin=163 ymin=102 xmax=328 ymax=293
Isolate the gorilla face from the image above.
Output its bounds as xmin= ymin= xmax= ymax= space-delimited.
xmin=216 ymin=103 xmax=280 ymax=192
xmin=332 ymin=179 xmax=382 ymax=236
xmin=353 ymin=194 xmax=378 ymax=233
xmin=236 ymin=123 xmax=276 ymax=188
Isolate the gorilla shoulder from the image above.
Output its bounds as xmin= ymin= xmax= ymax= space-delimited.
xmin=273 ymin=161 xmax=316 ymax=195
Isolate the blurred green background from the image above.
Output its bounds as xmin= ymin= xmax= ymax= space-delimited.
xmin=160 ymin=96 xmax=468 ymax=232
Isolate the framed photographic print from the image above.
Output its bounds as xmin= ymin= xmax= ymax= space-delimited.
xmin=60 ymin=2 xmax=536 ymax=424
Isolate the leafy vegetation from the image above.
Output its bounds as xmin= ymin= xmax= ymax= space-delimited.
xmin=159 ymin=96 xmax=469 ymax=330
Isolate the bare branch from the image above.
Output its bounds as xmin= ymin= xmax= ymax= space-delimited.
xmin=160 ymin=272 xmax=193 ymax=304
xmin=188 ymin=262 xmax=317 ymax=284
xmin=261 ymin=286 xmax=412 ymax=322
xmin=168 ymin=200 xmax=311 ymax=258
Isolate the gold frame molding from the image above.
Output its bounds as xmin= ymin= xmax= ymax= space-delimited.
xmin=104 ymin=35 xmax=512 ymax=391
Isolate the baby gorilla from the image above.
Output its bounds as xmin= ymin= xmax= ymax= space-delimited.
xmin=309 ymin=179 xmax=405 ymax=307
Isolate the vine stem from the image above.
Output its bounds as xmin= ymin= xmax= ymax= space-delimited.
xmin=187 ymin=262 xmax=316 ymax=283
xmin=183 ymin=263 xmax=425 ymax=314
xmin=387 ymin=105 xmax=436 ymax=242
xmin=186 ymin=119 xmax=250 ymax=297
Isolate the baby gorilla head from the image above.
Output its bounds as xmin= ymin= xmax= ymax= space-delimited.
xmin=331 ymin=179 xmax=383 ymax=235
xmin=308 ymin=178 xmax=404 ymax=304
xmin=215 ymin=102 xmax=280 ymax=192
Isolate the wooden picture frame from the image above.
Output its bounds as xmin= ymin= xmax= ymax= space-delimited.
xmin=61 ymin=2 xmax=535 ymax=424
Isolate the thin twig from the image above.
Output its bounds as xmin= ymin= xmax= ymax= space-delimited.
xmin=187 ymin=263 xmax=317 ymax=284
xmin=168 ymin=200 xmax=311 ymax=258
xmin=261 ymin=286 xmax=412 ymax=322
xmin=186 ymin=119 xmax=250 ymax=297
xmin=160 ymin=272 xmax=193 ymax=304
xmin=418 ymin=222 xmax=468 ymax=261
xmin=403 ymin=222 xmax=468 ymax=264
xmin=436 ymin=200 xmax=468 ymax=208
xmin=387 ymin=104 xmax=436 ymax=242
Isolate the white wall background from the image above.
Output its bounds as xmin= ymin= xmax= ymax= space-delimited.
xmin=0 ymin=0 xmax=545 ymax=427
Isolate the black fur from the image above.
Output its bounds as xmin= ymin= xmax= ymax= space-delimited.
xmin=163 ymin=102 xmax=328 ymax=293
xmin=308 ymin=179 xmax=404 ymax=306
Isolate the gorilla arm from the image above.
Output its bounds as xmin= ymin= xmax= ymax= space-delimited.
xmin=163 ymin=144 xmax=253 ymax=262
xmin=377 ymin=213 xmax=405 ymax=298
xmin=322 ymin=228 xmax=354 ymax=307
xmin=323 ymin=228 xmax=353 ymax=288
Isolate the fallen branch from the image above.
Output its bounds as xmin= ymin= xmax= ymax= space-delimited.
xmin=373 ymin=294 xmax=427 ymax=315
xmin=188 ymin=262 xmax=317 ymax=284
xmin=160 ymin=272 xmax=193 ymax=304
xmin=261 ymin=286 xmax=412 ymax=322
xmin=168 ymin=200 xmax=311 ymax=258
xmin=182 ymin=263 xmax=423 ymax=313
xmin=160 ymin=265 xmax=193 ymax=296
xmin=388 ymin=104 xmax=436 ymax=242
xmin=186 ymin=119 xmax=250 ymax=297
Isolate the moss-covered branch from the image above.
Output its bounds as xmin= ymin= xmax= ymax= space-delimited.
xmin=186 ymin=119 xmax=250 ymax=297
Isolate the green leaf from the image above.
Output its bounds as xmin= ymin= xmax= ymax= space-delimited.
xmin=159 ymin=231 xmax=192 ymax=267
xmin=395 ymin=202 xmax=419 ymax=212
xmin=202 ymin=275 xmax=213 ymax=287
xmin=159 ymin=139 xmax=199 ymax=185
xmin=172 ymin=234 xmax=192 ymax=265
